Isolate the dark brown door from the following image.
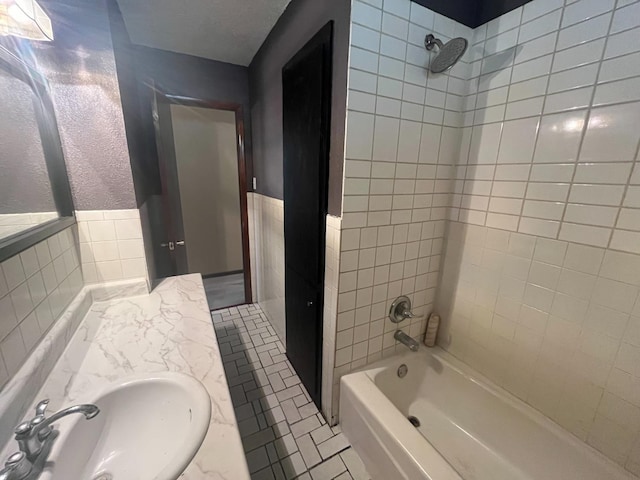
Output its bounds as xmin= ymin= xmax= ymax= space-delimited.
xmin=151 ymin=88 xmax=189 ymax=275
xmin=283 ymin=22 xmax=333 ymax=407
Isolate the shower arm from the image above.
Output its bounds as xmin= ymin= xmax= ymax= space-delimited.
xmin=424 ymin=34 xmax=444 ymax=51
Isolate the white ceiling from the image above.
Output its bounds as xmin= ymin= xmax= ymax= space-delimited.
xmin=116 ymin=0 xmax=292 ymax=66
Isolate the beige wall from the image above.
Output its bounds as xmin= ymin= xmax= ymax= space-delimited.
xmin=170 ymin=105 xmax=243 ymax=276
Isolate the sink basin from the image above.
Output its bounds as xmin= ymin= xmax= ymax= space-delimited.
xmin=41 ymin=372 xmax=211 ymax=480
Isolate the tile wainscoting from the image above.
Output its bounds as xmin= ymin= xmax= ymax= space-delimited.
xmin=76 ymin=209 xmax=148 ymax=284
xmin=0 ymin=225 xmax=83 ymax=388
xmin=322 ymin=215 xmax=341 ymax=423
xmin=249 ymin=194 xmax=344 ymax=423
xmin=250 ymin=194 xmax=286 ymax=342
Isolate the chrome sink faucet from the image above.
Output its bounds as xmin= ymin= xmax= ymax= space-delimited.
xmin=394 ymin=329 xmax=419 ymax=352
xmin=14 ymin=399 xmax=100 ymax=461
xmin=0 ymin=452 xmax=32 ymax=480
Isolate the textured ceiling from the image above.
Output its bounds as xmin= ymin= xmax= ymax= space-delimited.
xmin=116 ymin=0 xmax=292 ymax=66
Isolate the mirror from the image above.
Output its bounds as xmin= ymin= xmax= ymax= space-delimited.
xmin=0 ymin=66 xmax=57 ymax=238
xmin=0 ymin=45 xmax=74 ymax=261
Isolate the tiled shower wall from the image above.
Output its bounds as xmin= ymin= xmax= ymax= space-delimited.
xmin=0 ymin=226 xmax=83 ymax=388
xmin=328 ymin=0 xmax=473 ymax=419
xmin=435 ymin=0 xmax=640 ymax=473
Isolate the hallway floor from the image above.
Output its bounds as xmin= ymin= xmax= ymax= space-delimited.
xmin=211 ymin=304 xmax=371 ymax=480
xmin=203 ymin=272 xmax=245 ymax=310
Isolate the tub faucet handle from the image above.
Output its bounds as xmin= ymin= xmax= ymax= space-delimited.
xmin=389 ymin=296 xmax=422 ymax=323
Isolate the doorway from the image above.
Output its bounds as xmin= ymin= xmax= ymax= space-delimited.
xmin=150 ymin=92 xmax=252 ymax=309
xmin=282 ymin=22 xmax=333 ymax=408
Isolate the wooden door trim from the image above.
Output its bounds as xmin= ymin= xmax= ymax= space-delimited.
xmin=157 ymin=93 xmax=253 ymax=303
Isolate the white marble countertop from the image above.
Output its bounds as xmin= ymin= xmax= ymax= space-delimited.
xmin=22 ymin=274 xmax=250 ymax=479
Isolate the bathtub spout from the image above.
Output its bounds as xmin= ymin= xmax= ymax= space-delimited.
xmin=394 ymin=330 xmax=419 ymax=351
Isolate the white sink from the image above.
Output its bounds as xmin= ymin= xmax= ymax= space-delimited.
xmin=41 ymin=372 xmax=211 ymax=480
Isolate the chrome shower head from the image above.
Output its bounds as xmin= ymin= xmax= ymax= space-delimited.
xmin=424 ymin=34 xmax=468 ymax=73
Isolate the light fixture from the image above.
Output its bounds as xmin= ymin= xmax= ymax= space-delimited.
xmin=0 ymin=0 xmax=53 ymax=41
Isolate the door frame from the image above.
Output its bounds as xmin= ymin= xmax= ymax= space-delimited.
xmin=153 ymin=90 xmax=253 ymax=303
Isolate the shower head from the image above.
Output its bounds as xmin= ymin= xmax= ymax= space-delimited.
xmin=424 ymin=34 xmax=468 ymax=73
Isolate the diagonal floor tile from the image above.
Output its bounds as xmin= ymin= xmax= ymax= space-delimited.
xmin=212 ymin=304 xmax=371 ymax=480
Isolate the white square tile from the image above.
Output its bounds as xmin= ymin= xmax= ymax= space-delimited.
xmin=497 ymin=117 xmax=539 ymax=164
xmin=515 ymin=32 xmax=557 ymax=65
xmin=87 ymin=220 xmax=117 ymax=242
xmin=559 ymin=222 xmax=611 ymax=248
xmin=599 ymin=51 xmax=640 ymax=83
xmin=383 ymin=0 xmax=410 ymax=19
xmin=594 ymin=77 xmax=640 ymax=106
xmin=563 ymin=242 xmax=604 ymax=274
xmin=350 ymin=47 xmax=379 ymax=74
xmin=372 ymin=116 xmax=400 ymax=161
xmin=573 ymin=163 xmax=631 ymax=185
xmin=505 ymin=97 xmax=545 ymax=120
xmin=526 ymin=183 xmax=569 ymax=202
xmin=351 ymin=24 xmax=381 ymax=53
xmin=511 ymin=54 xmax=553 ymax=84
xmin=610 ymin=1 xmax=640 ymax=34
xmin=543 ymin=87 xmax=593 ymax=114
xmin=556 ymin=12 xmax=612 ymax=50
xmin=561 ymin=0 xmax=615 ymax=28
xmin=581 ymin=103 xmax=640 ymax=163
xmin=121 ymin=258 xmax=146 ymax=279
xmin=353 ymin=1 xmax=382 ymax=30
xmin=2 ymin=255 xmax=25 ymax=291
xmin=552 ymin=39 xmax=604 ymax=73
xmin=592 ymin=277 xmax=638 ymax=313
xmin=519 ymin=9 xmax=562 ymax=43
xmin=380 ymin=34 xmax=407 ymax=60
xmin=0 ymin=327 xmax=26 ymax=375
xmin=114 ymin=219 xmax=142 ymax=240
xmin=569 ymin=184 xmax=625 ymax=206
xmin=95 ymin=260 xmax=124 ymax=282
xmin=617 ymin=208 xmax=640 ymax=232
xmin=529 ymin=164 xmax=574 ymax=182
xmin=522 ymin=0 xmax=563 ymax=23
xmin=350 ymin=69 xmax=378 ymax=94
xmin=410 ymin=2 xmax=434 ymax=29
xmin=469 ymin=123 xmax=502 ymax=165
xmin=610 ymin=230 xmax=640 ymax=255
xmin=519 ymin=217 xmax=560 ymax=238
xmin=381 ymin=12 xmax=408 ymax=39
xmin=604 ymin=27 xmax=640 ymax=59
xmin=346 ymin=112 xmax=375 ymax=160
xmin=564 ymin=204 xmax=618 ymax=227
xmin=548 ymin=63 xmax=599 ymax=94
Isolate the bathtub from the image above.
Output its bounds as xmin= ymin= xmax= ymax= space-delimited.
xmin=340 ymin=347 xmax=636 ymax=480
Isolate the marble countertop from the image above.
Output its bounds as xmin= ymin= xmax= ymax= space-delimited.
xmin=23 ymin=274 xmax=250 ymax=479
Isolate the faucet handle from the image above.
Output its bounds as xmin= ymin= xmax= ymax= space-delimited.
xmin=389 ymin=295 xmax=423 ymax=323
xmin=30 ymin=415 xmax=53 ymax=440
xmin=0 ymin=452 xmax=32 ymax=480
xmin=14 ymin=422 xmax=31 ymax=436
xmin=35 ymin=399 xmax=49 ymax=417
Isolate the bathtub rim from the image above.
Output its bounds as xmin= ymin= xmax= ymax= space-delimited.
xmin=340 ymin=346 xmax=638 ymax=480
xmin=340 ymin=366 xmax=463 ymax=480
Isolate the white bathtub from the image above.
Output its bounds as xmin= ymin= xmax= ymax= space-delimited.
xmin=340 ymin=347 xmax=636 ymax=480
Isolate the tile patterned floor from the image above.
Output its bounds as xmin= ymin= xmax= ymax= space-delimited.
xmin=211 ymin=304 xmax=371 ymax=480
